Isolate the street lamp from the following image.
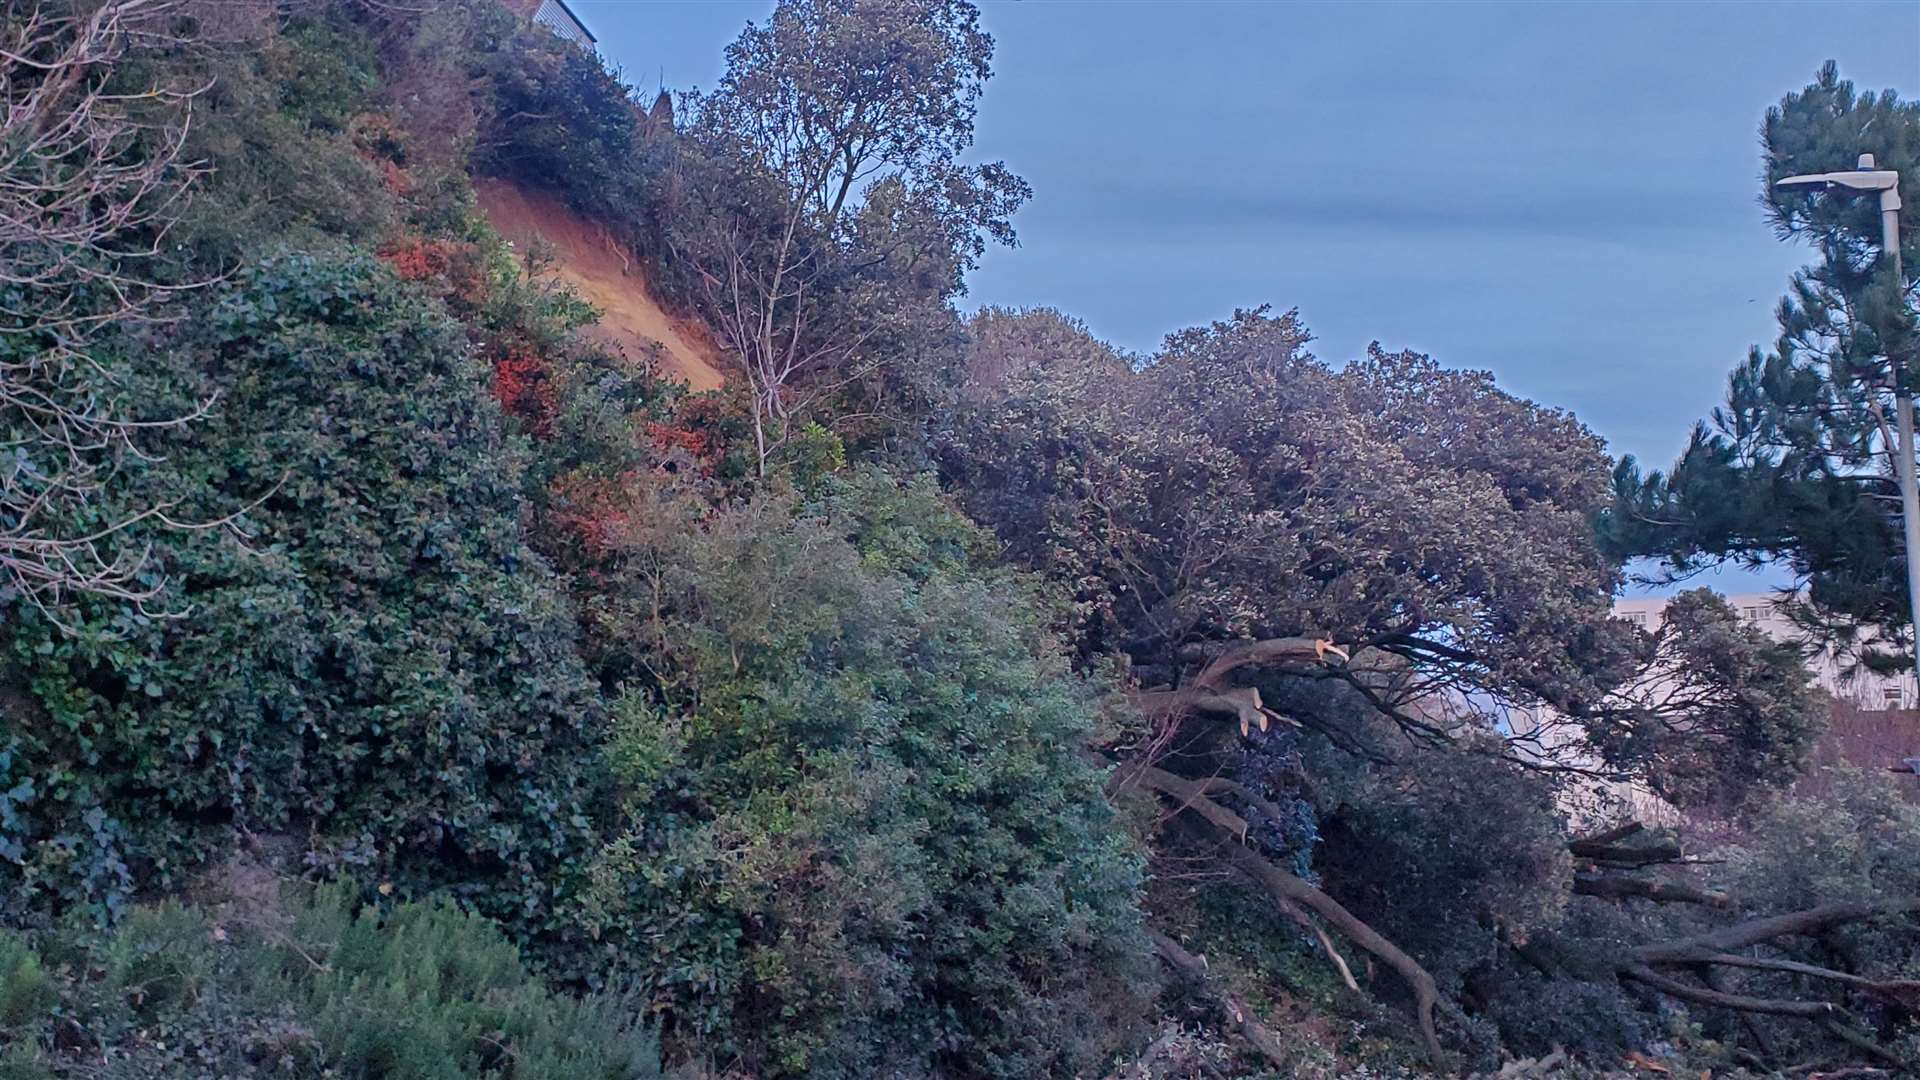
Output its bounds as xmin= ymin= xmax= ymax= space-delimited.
xmin=1775 ymin=154 xmax=1915 ymax=694
xmin=1776 ymin=153 xmax=1902 ymax=264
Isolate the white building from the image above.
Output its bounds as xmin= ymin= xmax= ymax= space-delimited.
xmin=1613 ymin=593 xmax=1917 ymax=712
xmin=510 ymin=0 xmax=596 ymax=51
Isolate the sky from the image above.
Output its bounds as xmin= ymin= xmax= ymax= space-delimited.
xmin=575 ymin=0 xmax=1919 ymax=589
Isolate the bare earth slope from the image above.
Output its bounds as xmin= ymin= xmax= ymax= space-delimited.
xmin=475 ymin=177 xmax=725 ymax=391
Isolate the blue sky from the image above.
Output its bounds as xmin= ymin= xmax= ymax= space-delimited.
xmin=575 ymin=0 xmax=1918 ymax=588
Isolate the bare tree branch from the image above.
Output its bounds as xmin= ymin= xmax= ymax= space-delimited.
xmin=2 ymin=0 xmax=215 ymax=621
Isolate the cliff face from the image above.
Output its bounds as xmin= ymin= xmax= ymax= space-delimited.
xmin=475 ymin=177 xmax=725 ymax=390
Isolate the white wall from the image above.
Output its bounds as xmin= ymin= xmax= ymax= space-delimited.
xmin=1613 ymin=594 xmax=1916 ymax=711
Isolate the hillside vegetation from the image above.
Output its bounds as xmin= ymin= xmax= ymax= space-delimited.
xmin=0 ymin=2 xmax=1914 ymax=1078
xmin=473 ymin=178 xmax=726 ymax=390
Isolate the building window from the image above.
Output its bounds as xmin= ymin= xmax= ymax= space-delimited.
xmin=1622 ymin=611 xmax=1647 ymax=627
xmin=1742 ymin=605 xmax=1769 ymax=621
xmin=1885 ymin=687 xmax=1906 ymax=710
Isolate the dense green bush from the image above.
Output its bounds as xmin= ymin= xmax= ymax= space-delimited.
xmin=0 ymin=881 xmax=661 ymax=1079
xmin=130 ymin=8 xmax=399 ymax=271
xmin=1 ymin=252 xmax=601 ymax=933
xmin=573 ymin=470 xmax=1150 ymax=1078
xmin=1310 ymin=735 xmax=1574 ymax=992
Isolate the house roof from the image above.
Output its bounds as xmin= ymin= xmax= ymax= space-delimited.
xmin=543 ymin=0 xmax=597 ymax=44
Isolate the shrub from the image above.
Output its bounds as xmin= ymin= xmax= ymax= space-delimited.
xmin=132 ymin=8 xmax=400 ymax=270
xmin=574 ymin=469 xmax=1150 ymax=1078
xmin=1310 ymin=736 xmax=1575 ymax=992
xmin=464 ymin=3 xmax=671 ymax=255
xmin=0 ymin=882 xmax=662 ymax=1079
xmin=1 ymin=251 xmax=602 ymax=935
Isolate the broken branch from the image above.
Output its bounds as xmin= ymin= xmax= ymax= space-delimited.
xmin=1573 ymin=874 xmax=1729 ymax=907
xmin=1148 ymin=928 xmax=1291 ymax=1072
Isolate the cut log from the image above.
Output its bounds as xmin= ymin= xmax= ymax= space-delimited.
xmin=1573 ymin=874 xmax=1728 ymax=907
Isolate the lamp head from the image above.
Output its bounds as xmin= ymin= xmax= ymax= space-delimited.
xmin=1776 ymin=167 xmax=1899 ymax=193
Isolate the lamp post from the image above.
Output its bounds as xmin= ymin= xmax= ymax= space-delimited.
xmin=1775 ymin=154 xmax=1913 ymax=695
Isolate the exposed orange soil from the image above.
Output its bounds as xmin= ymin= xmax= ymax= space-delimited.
xmin=474 ymin=177 xmax=726 ymax=391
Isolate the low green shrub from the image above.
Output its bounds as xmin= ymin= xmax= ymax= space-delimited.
xmin=0 ymin=881 xmax=661 ymax=1079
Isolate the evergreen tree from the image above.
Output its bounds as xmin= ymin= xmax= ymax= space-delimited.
xmin=1603 ymin=62 xmax=1920 ymax=672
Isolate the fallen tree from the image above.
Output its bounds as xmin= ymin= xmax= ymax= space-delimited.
xmin=1119 ymin=753 xmax=1462 ymax=1070
xmin=1614 ymin=900 xmax=1920 ymax=1069
xmin=1539 ymin=818 xmax=1920 ymax=1069
xmin=939 ymin=308 xmax=1838 ymax=1070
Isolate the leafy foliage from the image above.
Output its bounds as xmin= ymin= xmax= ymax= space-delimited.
xmin=942 ymin=308 xmax=1619 ymax=718
xmin=1726 ymin=767 xmax=1920 ymax=948
xmin=0 ymin=880 xmax=661 ymax=1079
xmin=939 ymin=306 xmax=1823 ymax=785
xmin=1312 ymin=738 xmax=1575 ymax=992
xmin=959 ymin=305 xmax=1133 ymax=400
xmin=573 ymin=470 xmax=1149 ymax=1078
xmin=141 ymin=7 xmax=399 ymax=270
xmin=696 ymin=0 xmax=1021 ymax=241
xmin=671 ymin=0 xmax=1029 ymax=474
xmin=1595 ymin=589 xmax=1828 ymax=810
xmin=1 ymin=252 xmax=602 ymax=933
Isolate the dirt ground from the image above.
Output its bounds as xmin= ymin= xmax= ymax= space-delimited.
xmin=474 ymin=177 xmax=726 ymax=391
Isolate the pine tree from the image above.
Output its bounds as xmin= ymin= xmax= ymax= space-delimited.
xmin=1602 ymin=62 xmax=1920 ymax=673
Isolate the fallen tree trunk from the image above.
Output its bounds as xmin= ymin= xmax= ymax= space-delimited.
xmin=1148 ymin=928 xmax=1291 ymax=1072
xmin=1611 ymin=899 xmax=1920 ymax=1069
xmin=1130 ymin=767 xmax=1456 ymax=1071
xmin=1568 ymin=822 xmax=1645 ymax=849
xmin=1685 ymin=953 xmax=1920 ymax=1001
xmin=1569 ymin=842 xmax=1684 ymax=868
xmin=1124 ymin=764 xmax=1258 ymax=841
xmin=1619 ymin=963 xmax=1842 ymax=1018
xmin=1633 ymin=900 xmax=1920 ymax=966
xmin=1136 ymin=637 xmax=1346 ymax=738
xmin=1188 ymin=635 xmax=1344 ymax=687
